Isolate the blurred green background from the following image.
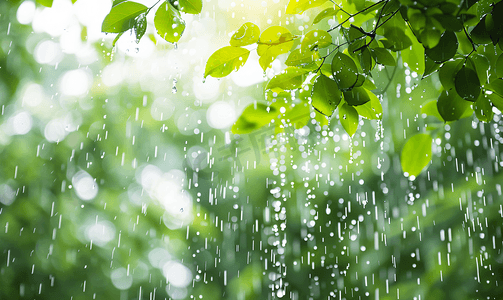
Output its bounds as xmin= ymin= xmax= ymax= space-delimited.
xmin=1 ymin=0 xmax=503 ymax=299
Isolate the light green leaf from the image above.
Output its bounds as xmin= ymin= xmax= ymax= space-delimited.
xmin=454 ymin=66 xmax=481 ymax=102
xmin=102 ymin=1 xmax=148 ymax=33
xmin=380 ymin=27 xmax=411 ymax=51
xmin=488 ymin=92 xmax=503 ymax=111
xmin=178 ymin=0 xmax=203 ymax=14
xmin=331 ymin=52 xmax=360 ymax=90
xmin=313 ymin=7 xmax=340 ymax=24
xmin=284 ymin=102 xmax=311 ymax=128
xmin=37 ymin=0 xmax=53 ymax=7
xmin=343 ymin=86 xmax=371 ymax=106
xmin=134 ymin=14 xmax=147 ymax=43
xmin=421 ymin=100 xmax=443 ymax=121
xmin=301 ymin=30 xmax=332 ymax=50
xmin=311 ymin=75 xmax=342 ymax=116
xmin=232 ymin=103 xmax=279 ymax=134
xmin=230 ymin=22 xmax=260 ymax=47
xmin=154 ymin=1 xmax=186 ymax=43
xmin=285 ymin=48 xmax=319 ymax=66
xmin=285 ymin=0 xmax=329 ymax=14
xmin=401 ymin=133 xmax=432 ymax=178
xmin=339 ymin=103 xmax=359 ymax=137
xmin=401 ymin=25 xmax=425 ymax=74
xmin=204 ymin=46 xmax=250 ymax=78
xmin=265 ymin=67 xmax=310 ymax=92
xmin=354 ymin=91 xmax=382 ymax=119
xmin=257 ymin=26 xmax=295 ymax=70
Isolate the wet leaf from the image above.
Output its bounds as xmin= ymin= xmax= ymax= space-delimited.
xmin=204 ymin=46 xmax=250 ymax=78
xmin=401 ymin=133 xmax=432 ymax=178
xmin=371 ymin=47 xmax=395 ymax=66
xmin=433 ymin=14 xmax=463 ymax=32
xmin=359 ymin=47 xmax=375 ymax=73
xmin=257 ymin=26 xmax=295 ymax=70
xmin=437 ymin=90 xmax=472 ymax=121
xmin=37 ymin=0 xmax=53 ymax=7
xmin=285 ymin=48 xmax=319 ymax=66
xmin=420 ymin=28 xmax=441 ymax=49
xmin=313 ymin=7 xmax=340 ymax=24
xmin=102 ymin=1 xmax=148 ymax=33
xmin=134 ymin=14 xmax=147 ymax=43
xmin=439 ymin=58 xmax=463 ymax=91
xmin=285 ymin=0 xmax=329 ymax=14
xmin=422 ymin=56 xmax=440 ymax=78
xmin=311 ymin=75 xmax=342 ymax=116
xmin=354 ymin=91 xmax=382 ymax=119
xmin=339 ymin=103 xmax=359 ymax=137
xmin=331 ymin=52 xmax=359 ymax=90
xmin=154 ymin=1 xmax=186 ymax=43
xmin=474 ymin=93 xmax=494 ymax=122
xmin=266 ymin=67 xmax=310 ymax=92
xmin=301 ymin=30 xmax=332 ymax=50
xmin=454 ymin=66 xmax=480 ymax=102
xmin=230 ymin=22 xmax=260 ymax=47
xmin=425 ymin=31 xmax=458 ymax=63
xmin=488 ymin=78 xmax=503 ymax=97
xmin=421 ymin=100 xmax=443 ymax=121
xmin=343 ymin=86 xmax=371 ymax=106
xmin=496 ymin=54 xmax=503 ymax=78
xmin=231 ymin=103 xmax=279 ymax=134
xmin=178 ymin=0 xmax=203 ymax=14
xmin=470 ymin=16 xmax=492 ymax=45
xmin=380 ymin=27 xmax=411 ymax=51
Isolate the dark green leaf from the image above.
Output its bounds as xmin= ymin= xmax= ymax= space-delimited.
xmin=401 ymin=133 xmax=432 ymax=178
xmin=380 ymin=27 xmax=412 ymax=51
xmin=496 ymin=54 xmax=503 ymax=78
xmin=437 ymin=90 xmax=472 ymax=121
xmin=134 ymin=14 xmax=147 ymax=43
xmin=343 ymin=86 xmax=371 ymax=106
xmin=311 ymin=75 xmax=342 ymax=116
xmin=178 ymin=0 xmax=203 ymax=14
xmin=339 ymin=103 xmax=359 ymax=137
xmin=488 ymin=78 xmax=503 ymax=97
xmin=420 ymin=28 xmax=441 ymax=49
xmin=359 ymin=47 xmax=375 ymax=73
xmin=204 ymin=46 xmax=250 ymax=78
xmin=331 ymin=52 xmax=359 ymax=90
xmin=371 ymin=47 xmax=395 ymax=66
xmin=354 ymin=91 xmax=382 ymax=119
xmin=433 ymin=14 xmax=463 ymax=32
xmin=425 ymin=31 xmax=458 ymax=63
xmin=474 ymin=94 xmax=494 ymax=122
xmin=470 ymin=16 xmax=492 ymax=45
xmin=488 ymin=92 xmax=503 ymax=111
xmin=439 ymin=58 xmax=463 ymax=91
xmin=454 ymin=66 xmax=480 ymax=101
xmin=230 ymin=22 xmax=260 ymax=47
xmin=102 ymin=1 xmax=148 ymax=33
xmin=421 ymin=100 xmax=443 ymax=121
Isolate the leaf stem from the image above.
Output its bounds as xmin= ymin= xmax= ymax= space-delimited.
xmin=327 ymin=0 xmax=386 ymax=33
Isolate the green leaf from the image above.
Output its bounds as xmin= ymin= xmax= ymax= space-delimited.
xmin=433 ymin=14 xmax=463 ymax=32
xmin=102 ymin=1 xmax=148 ymax=33
xmin=257 ymin=26 xmax=295 ymax=70
xmin=437 ymin=90 xmax=472 ymax=121
xmin=425 ymin=31 xmax=458 ymax=63
xmin=488 ymin=92 xmax=503 ymax=111
xmin=474 ymin=93 xmax=494 ymax=122
xmin=422 ymin=56 xmax=440 ymax=78
xmin=134 ymin=14 xmax=147 ymax=43
xmin=204 ymin=46 xmax=250 ymax=78
xmin=401 ymin=25 xmax=425 ymax=75
xmin=178 ymin=0 xmax=203 ymax=14
xmin=285 ymin=48 xmax=319 ymax=66
xmin=301 ymin=30 xmax=332 ymax=50
xmin=470 ymin=16 xmax=492 ymax=45
xmin=231 ymin=103 xmax=279 ymax=134
xmin=401 ymin=133 xmax=432 ymax=178
xmin=313 ymin=7 xmax=340 ymax=24
xmin=371 ymin=47 xmax=395 ymax=66
xmin=266 ymin=67 xmax=310 ymax=92
xmin=439 ymin=58 xmax=463 ymax=91
xmin=154 ymin=1 xmax=186 ymax=43
xmin=454 ymin=66 xmax=481 ymax=102
xmin=354 ymin=91 xmax=382 ymax=119
xmin=113 ymin=0 xmax=128 ymax=6
xmin=230 ymin=22 xmax=260 ymax=47
xmin=487 ymin=78 xmax=503 ymax=97
xmin=339 ymin=103 xmax=359 ymax=137
xmin=37 ymin=0 xmax=53 ymax=7
xmin=380 ymin=27 xmax=412 ymax=51
xmin=343 ymin=86 xmax=371 ymax=106
xmin=311 ymin=75 xmax=342 ymax=116
xmin=285 ymin=0 xmax=329 ymax=14
xmin=359 ymin=47 xmax=375 ymax=73
xmin=331 ymin=52 xmax=360 ymax=90
xmin=470 ymin=54 xmax=489 ymax=83
xmin=420 ymin=28 xmax=441 ymax=49
xmin=496 ymin=54 xmax=503 ymax=78
xmin=284 ymin=102 xmax=311 ymax=128
xmin=421 ymin=100 xmax=443 ymax=121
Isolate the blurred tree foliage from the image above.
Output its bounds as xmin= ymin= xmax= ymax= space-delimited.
xmin=1 ymin=0 xmax=503 ymax=299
